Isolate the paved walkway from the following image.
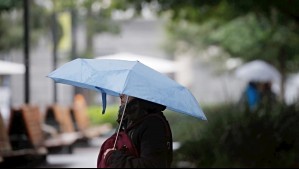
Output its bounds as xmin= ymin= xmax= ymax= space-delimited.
xmin=40 ymin=137 xmax=107 ymax=168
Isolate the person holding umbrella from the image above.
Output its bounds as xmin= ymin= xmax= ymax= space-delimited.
xmin=47 ymin=58 xmax=207 ymax=168
xmin=102 ymin=94 xmax=173 ymax=168
xmin=239 ymin=81 xmax=261 ymax=111
xmin=235 ymin=60 xmax=280 ymax=111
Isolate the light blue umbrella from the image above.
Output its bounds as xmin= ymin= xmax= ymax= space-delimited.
xmin=47 ymin=58 xmax=207 ymax=120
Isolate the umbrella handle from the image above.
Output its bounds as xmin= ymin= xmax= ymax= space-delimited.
xmin=113 ymin=95 xmax=129 ymax=149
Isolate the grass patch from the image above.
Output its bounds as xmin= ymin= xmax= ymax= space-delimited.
xmin=87 ymin=104 xmax=119 ymax=127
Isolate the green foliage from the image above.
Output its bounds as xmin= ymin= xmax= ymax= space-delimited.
xmin=176 ymin=104 xmax=299 ymax=167
xmin=0 ymin=0 xmax=23 ymax=51
xmin=0 ymin=16 xmax=23 ymax=51
xmin=0 ymin=0 xmax=21 ymax=11
xmin=209 ymin=14 xmax=270 ymax=58
xmin=208 ymin=12 xmax=299 ymax=72
xmin=124 ymin=0 xmax=299 ymax=76
xmin=162 ymin=18 xmax=222 ymax=56
xmin=164 ymin=104 xmax=233 ymax=142
xmin=52 ymin=0 xmax=78 ymax=11
xmin=56 ymin=0 xmax=121 ymax=59
xmin=87 ymin=104 xmax=119 ymax=127
xmin=0 ymin=0 xmax=119 ymax=53
xmin=0 ymin=1 xmax=51 ymax=52
xmin=110 ymin=0 xmax=132 ymax=11
xmin=133 ymin=0 xmax=299 ymax=24
xmin=164 ymin=110 xmax=207 ymax=142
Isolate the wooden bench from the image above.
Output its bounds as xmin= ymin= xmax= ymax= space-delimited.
xmin=8 ymin=105 xmax=47 ymax=151
xmin=71 ymin=94 xmax=112 ymax=140
xmin=0 ymin=106 xmax=47 ymax=166
xmin=43 ymin=105 xmax=82 ymax=153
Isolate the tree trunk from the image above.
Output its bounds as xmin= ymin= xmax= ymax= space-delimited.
xmin=278 ymin=48 xmax=286 ymax=104
xmin=85 ymin=3 xmax=93 ymax=58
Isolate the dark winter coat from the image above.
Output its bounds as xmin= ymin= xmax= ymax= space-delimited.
xmin=105 ymin=98 xmax=173 ymax=168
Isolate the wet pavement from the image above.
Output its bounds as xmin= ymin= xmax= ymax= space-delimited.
xmin=40 ymin=137 xmax=107 ymax=168
xmin=42 ymin=147 xmax=99 ymax=168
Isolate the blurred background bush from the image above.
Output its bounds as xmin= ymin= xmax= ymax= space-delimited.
xmin=87 ymin=104 xmax=119 ymax=127
xmin=171 ymin=103 xmax=299 ymax=168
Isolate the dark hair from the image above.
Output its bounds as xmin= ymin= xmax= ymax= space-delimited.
xmin=127 ymin=98 xmax=166 ymax=113
xmin=249 ymin=81 xmax=257 ymax=87
xmin=117 ymin=98 xmax=166 ymax=123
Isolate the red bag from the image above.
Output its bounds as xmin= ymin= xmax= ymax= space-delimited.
xmin=97 ymin=131 xmax=139 ymax=168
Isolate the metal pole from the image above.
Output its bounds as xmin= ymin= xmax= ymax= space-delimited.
xmin=71 ymin=9 xmax=77 ymax=61
xmin=71 ymin=9 xmax=80 ymax=95
xmin=23 ymin=0 xmax=30 ymax=104
xmin=52 ymin=13 xmax=58 ymax=103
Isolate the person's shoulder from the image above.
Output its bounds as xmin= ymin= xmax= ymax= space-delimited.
xmin=142 ymin=113 xmax=168 ymax=126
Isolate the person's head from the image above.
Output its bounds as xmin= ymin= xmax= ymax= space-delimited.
xmin=263 ymin=82 xmax=272 ymax=90
xmin=249 ymin=81 xmax=260 ymax=88
xmin=119 ymin=94 xmax=135 ymax=106
xmin=253 ymin=81 xmax=274 ymax=96
xmin=118 ymin=94 xmax=166 ymax=122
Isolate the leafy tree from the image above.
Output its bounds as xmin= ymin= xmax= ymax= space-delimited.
xmin=0 ymin=0 xmax=51 ymax=53
xmin=80 ymin=0 xmax=120 ymax=58
xmin=117 ymin=0 xmax=299 ymax=101
xmin=0 ymin=0 xmax=22 ymax=11
xmin=208 ymin=12 xmax=299 ymax=97
xmin=51 ymin=0 xmax=120 ymax=58
xmin=0 ymin=0 xmax=120 ymax=57
xmin=0 ymin=0 xmax=22 ymax=52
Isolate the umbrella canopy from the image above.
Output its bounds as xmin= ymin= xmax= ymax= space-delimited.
xmin=235 ymin=60 xmax=281 ymax=83
xmin=96 ymin=52 xmax=177 ymax=74
xmin=0 ymin=60 xmax=25 ymax=75
xmin=48 ymin=58 xmax=207 ymax=120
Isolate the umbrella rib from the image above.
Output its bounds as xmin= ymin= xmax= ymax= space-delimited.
xmin=81 ymin=59 xmax=99 ymax=83
xmin=82 ymin=59 xmax=136 ymax=94
xmin=120 ymin=62 xmax=138 ymax=94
